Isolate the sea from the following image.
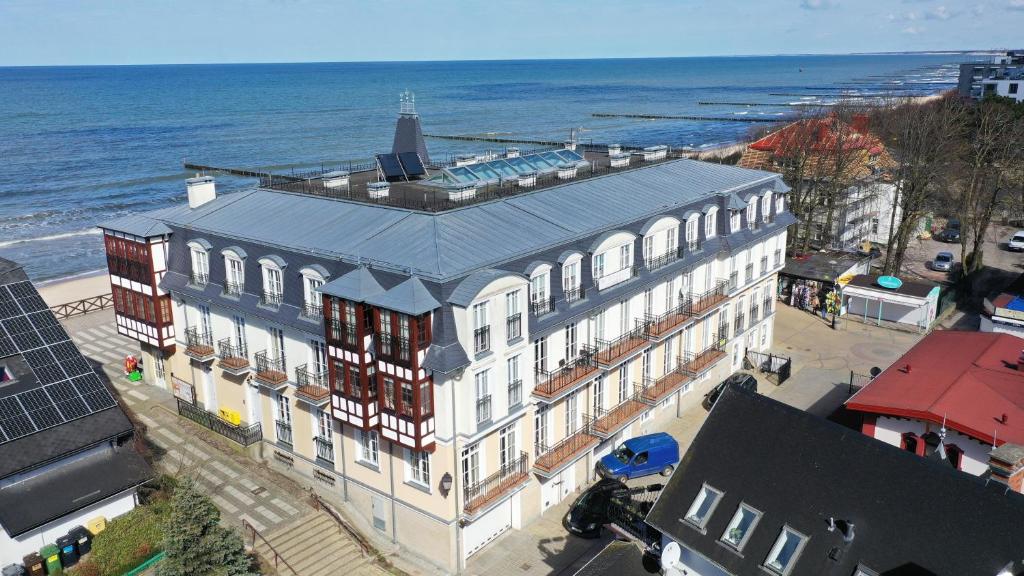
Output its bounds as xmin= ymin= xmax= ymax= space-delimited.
xmin=0 ymin=54 xmax=964 ymax=282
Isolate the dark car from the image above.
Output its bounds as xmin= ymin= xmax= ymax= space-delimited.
xmin=563 ymin=479 xmax=663 ymax=538
xmin=935 ymin=229 xmax=960 ymax=243
xmin=703 ymin=372 xmax=758 ymax=410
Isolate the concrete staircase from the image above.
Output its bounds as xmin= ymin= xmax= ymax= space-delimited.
xmin=252 ymin=511 xmax=386 ymax=576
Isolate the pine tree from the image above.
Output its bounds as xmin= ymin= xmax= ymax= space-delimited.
xmin=158 ymin=479 xmax=256 ymax=576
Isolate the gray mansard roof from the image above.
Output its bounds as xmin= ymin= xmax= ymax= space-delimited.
xmin=320 ymin=266 xmax=384 ymax=302
xmin=101 ymin=159 xmax=784 ymax=283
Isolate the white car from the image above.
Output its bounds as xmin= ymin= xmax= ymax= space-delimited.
xmin=1009 ymin=231 xmax=1024 ymax=252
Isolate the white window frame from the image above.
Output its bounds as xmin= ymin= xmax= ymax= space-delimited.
xmin=686 ymin=216 xmax=699 ymax=249
xmin=358 ymin=430 xmax=379 ymax=466
xmin=762 ymin=193 xmax=772 ymax=222
xmin=189 ymin=246 xmax=209 ymax=279
xmin=619 ymin=243 xmax=632 ymax=271
xmin=720 ymin=503 xmax=762 ymax=551
xmin=563 ymin=260 xmax=580 ymax=293
xmin=507 ymin=355 xmax=522 ymax=407
xmin=763 ymin=525 xmax=809 ymax=576
xmin=262 ymin=263 xmax=283 ymax=298
xmin=406 ymin=449 xmax=431 ymax=488
xmin=461 ymin=442 xmax=480 ymax=487
xmin=684 ymin=483 xmax=724 ymax=530
xmin=666 ymin=226 xmax=678 ymax=255
xmin=730 ymin=211 xmax=741 ymax=233
xmin=301 ymin=270 xmax=325 ymax=309
xmin=643 ymin=234 xmax=656 ymax=262
xmin=530 ymin=269 xmax=550 ymax=306
xmin=593 ymin=252 xmax=606 ymax=279
xmin=705 ymin=208 xmax=718 ymax=238
xmin=776 ymin=195 xmax=784 ymax=214
xmin=473 ymin=301 xmax=489 ymax=330
xmin=746 ymin=203 xmax=756 ymax=228
xmin=499 ymin=423 xmax=517 ymax=470
xmin=225 ymin=254 xmax=245 ymax=288
xmin=316 ymin=409 xmax=332 ymax=439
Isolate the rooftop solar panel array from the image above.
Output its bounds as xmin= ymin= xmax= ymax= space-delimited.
xmin=0 ymin=280 xmax=117 ymax=445
xmin=376 ymin=153 xmax=407 ymax=181
xmin=432 ymin=149 xmax=589 ymax=187
xmin=398 ymin=152 xmax=426 ymax=177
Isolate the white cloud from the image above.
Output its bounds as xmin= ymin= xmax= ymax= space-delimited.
xmin=902 ymin=25 xmax=924 ymax=34
xmin=799 ymin=0 xmax=836 ymax=9
xmin=1011 ymin=0 xmax=1024 ymax=10
xmin=924 ymin=5 xmax=953 ymax=19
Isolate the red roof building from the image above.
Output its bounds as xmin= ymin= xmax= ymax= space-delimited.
xmin=847 ymin=331 xmax=1024 ymax=477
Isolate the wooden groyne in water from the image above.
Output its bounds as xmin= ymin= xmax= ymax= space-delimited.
xmin=423 ymin=134 xmax=565 ymax=146
xmin=591 ymin=113 xmax=783 ymax=123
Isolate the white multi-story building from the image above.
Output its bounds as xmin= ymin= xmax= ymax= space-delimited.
xmin=99 ymin=108 xmax=794 ymax=573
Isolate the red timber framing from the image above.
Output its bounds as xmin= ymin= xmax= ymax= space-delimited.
xmin=325 ymin=296 xmax=379 ymax=430
xmin=375 ymin=308 xmax=436 ymax=452
xmin=103 ymin=231 xmax=175 ymax=350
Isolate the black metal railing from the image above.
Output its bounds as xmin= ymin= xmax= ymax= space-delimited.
xmin=530 ymin=296 xmax=555 ymax=316
xmin=563 ymin=286 xmax=586 ymax=304
xmin=176 ymin=397 xmax=262 ymax=446
xmin=296 ymin=364 xmax=328 ymax=389
xmin=275 ymin=420 xmax=293 ymax=445
xmin=260 ymin=290 xmax=283 ymax=308
xmin=690 ymin=280 xmax=729 ymax=315
xmin=314 ymin=435 xmax=335 ymax=462
xmin=506 ymin=313 xmax=522 ymax=341
xmin=302 ymin=301 xmax=323 ymax=320
xmin=463 ymin=452 xmax=529 ymax=513
xmin=645 ymin=249 xmax=681 ymax=272
xmin=534 ymin=351 xmax=598 ymax=397
xmin=378 ymin=333 xmax=411 ymax=362
xmin=189 ymin=272 xmax=209 ymax=287
xmin=534 ymin=420 xmax=596 ymax=473
xmin=223 ymin=281 xmax=244 ymax=297
xmin=185 ymin=327 xmax=213 ymax=350
xmin=716 ymin=323 xmax=730 ymax=346
xmin=329 ymin=318 xmax=358 ymax=347
xmin=474 ymin=325 xmax=491 ymax=355
xmin=217 ymin=338 xmax=248 ymax=363
xmin=685 ymin=238 xmax=702 ymax=254
xmin=255 ymin=350 xmax=287 ymax=378
xmin=476 ymin=395 xmax=492 ymax=424
xmin=595 ymin=325 xmax=649 ymax=365
xmin=680 ymin=342 xmax=726 ymax=376
xmin=644 ymin=297 xmax=694 ymax=337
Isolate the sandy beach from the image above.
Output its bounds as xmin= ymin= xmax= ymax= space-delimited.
xmin=36 ymin=270 xmax=110 ymax=307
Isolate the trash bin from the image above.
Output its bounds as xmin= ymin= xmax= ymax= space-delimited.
xmin=2 ymin=564 xmax=26 ymax=576
xmin=21 ymin=553 xmax=43 ymax=576
xmin=56 ymin=534 xmax=78 ymax=568
xmin=39 ymin=545 xmax=60 ymax=575
xmin=85 ymin=516 xmax=106 ymax=536
xmin=68 ymin=526 xmax=92 ymax=556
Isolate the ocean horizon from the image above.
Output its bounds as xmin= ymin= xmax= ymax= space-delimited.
xmin=0 ymin=54 xmax=962 ymax=281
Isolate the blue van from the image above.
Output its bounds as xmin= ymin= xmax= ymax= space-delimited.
xmin=597 ymin=432 xmax=680 ymax=481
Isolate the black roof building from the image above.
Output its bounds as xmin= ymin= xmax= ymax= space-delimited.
xmin=644 ymin=387 xmax=1024 ymax=576
xmin=0 ymin=258 xmax=152 ymax=538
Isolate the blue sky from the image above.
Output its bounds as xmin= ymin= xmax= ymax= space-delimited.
xmin=0 ymin=0 xmax=1020 ymax=66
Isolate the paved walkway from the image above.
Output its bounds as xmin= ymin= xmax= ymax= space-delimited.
xmin=62 ymin=310 xmax=310 ymax=536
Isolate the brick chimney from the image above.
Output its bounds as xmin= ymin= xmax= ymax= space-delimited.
xmin=989 ymin=443 xmax=1024 ymax=493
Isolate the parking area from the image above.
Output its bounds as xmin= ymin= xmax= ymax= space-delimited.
xmin=900 ymin=223 xmax=1024 ymax=284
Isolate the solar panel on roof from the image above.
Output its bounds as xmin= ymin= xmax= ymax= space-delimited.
xmin=398 ymin=152 xmax=426 ymax=177
xmin=16 ymin=294 xmax=47 ymax=314
xmin=11 ymin=330 xmax=42 ymax=350
xmin=0 ymin=334 xmax=16 ymax=357
xmin=28 ymin=311 xmax=59 ymax=330
xmin=376 ymin=153 xmax=407 ymax=181
xmin=0 ymin=301 xmax=21 ymax=320
xmin=6 ymin=282 xmax=35 ymax=299
xmin=22 ymin=389 xmax=64 ymax=429
xmin=36 ymin=325 xmax=70 ymax=344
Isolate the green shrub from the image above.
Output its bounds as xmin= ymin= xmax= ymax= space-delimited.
xmin=88 ymin=505 xmax=164 ymax=576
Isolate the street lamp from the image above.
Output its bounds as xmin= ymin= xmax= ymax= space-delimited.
xmin=439 ymin=472 xmax=453 ymax=498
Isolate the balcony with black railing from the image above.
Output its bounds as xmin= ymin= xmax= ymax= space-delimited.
xmin=685 ymin=238 xmax=702 ymax=255
xmin=314 ymin=435 xmax=335 ymax=463
xmin=254 ymin=350 xmax=288 ymax=387
xmin=594 ymin=265 xmax=639 ymax=292
xmin=644 ymin=249 xmax=682 ymax=272
xmin=595 ymin=326 xmax=650 ymax=368
xmin=506 ymin=313 xmax=522 ymax=341
xmin=534 ymin=351 xmax=600 ymax=401
xmin=591 ymin=394 xmax=647 ymax=438
xmin=680 ymin=343 xmax=727 ymax=377
xmin=563 ymin=286 xmax=586 ymax=304
xmin=275 ymin=420 xmax=293 ymax=446
xmin=217 ymin=338 xmax=250 ymax=375
xmin=260 ymin=290 xmax=283 ymax=308
xmin=690 ymin=280 xmax=729 ymax=317
xmin=534 ymin=424 xmax=600 ymax=477
xmin=184 ymin=327 xmax=215 ymax=361
xmin=223 ymin=281 xmax=244 ymax=298
xmin=529 ymin=296 xmax=555 ymax=317
xmin=295 ymin=364 xmax=330 ymax=406
xmin=301 ymin=301 xmax=323 ymax=321
xmin=474 ymin=325 xmax=491 ymax=355
xmin=328 ymin=318 xmax=358 ymax=349
xmin=644 ymin=296 xmax=695 ymax=340
xmin=637 ymin=362 xmax=691 ymax=404
xmin=378 ymin=333 xmax=412 ymax=364
xmin=189 ymin=271 xmax=209 ymax=287
xmin=464 ymin=452 xmax=529 ymax=516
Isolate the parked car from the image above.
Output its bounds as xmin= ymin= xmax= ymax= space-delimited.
xmin=596 ymin=432 xmax=680 ymax=482
xmin=935 ymin=228 xmax=960 ymax=243
xmin=1009 ymin=231 xmax=1024 ymax=252
xmin=563 ymin=478 xmax=663 ymax=539
xmin=930 ymin=251 xmax=955 ymax=272
xmin=703 ymin=372 xmax=758 ymax=410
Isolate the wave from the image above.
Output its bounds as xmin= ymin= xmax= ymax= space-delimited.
xmin=0 ymin=229 xmax=102 ymax=249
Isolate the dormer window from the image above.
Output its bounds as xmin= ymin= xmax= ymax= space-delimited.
xmin=684 ymin=483 xmax=723 ymax=530
xmin=746 ymin=203 xmax=756 ymax=230
xmin=762 ymin=193 xmax=772 ymax=222
xmin=529 ymin=265 xmax=552 ymax=315
xmin=764 ymin=525 xmax=809 ymax=575
xmin=300 ymin=268 xmax=326 ymax=319
xmin=686 ymin=215 xmax=700 ymax=252
xmin=705 ymin=208 xmax=718 ymax=238
xmin=562 ymin=256 xmax=582 ymax=303
xmin=730 ymin=211 xmax=741 ymax=233
xmin=189 ymin=244 xmax=209 ymax=286
xmin=776 ymin=195 xmax=785 ymax=215
xmin=222 ymin=248 xmax=245 ymax=297
xmin=259 ymin=258 xmax=285 ymax=308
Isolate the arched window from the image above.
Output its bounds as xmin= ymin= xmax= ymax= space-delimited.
xmin=221 ymin=247 xmax=247 ymax=296
xmin=561 ymin=253 xmax=583 ymax=302
xmin=187 ymin=240 xmax=211 ymax=286
xmin=258 ymin=255 xmax=287 ymax=306
xmin=685 ymin=213 xmax=701 ymax=252
xmin=705 ymin=207 xmax=718 ymax=238
xmin=299 ymin=266 xmax=329 ymax=318
xmin=761 ymin=192 xmax=772 ymax=223
xmin=527 ymin=263 xmax=552 ymax=315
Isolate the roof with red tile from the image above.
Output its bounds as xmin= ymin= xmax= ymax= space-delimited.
xmin=747 ymin=114 xmax=883 ymax=155
xmin=847 ymin=331 xmax=1024 ymax=446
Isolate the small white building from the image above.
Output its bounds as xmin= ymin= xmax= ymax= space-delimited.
xmin=841 ymin=274 xmax=938 ymax=332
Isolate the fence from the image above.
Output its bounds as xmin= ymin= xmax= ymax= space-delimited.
xmin=848 ymin=370 xmax=874 ymax=395
xmin=50 ymin=293 xmax=113 ymax=320
xmin=744 ymin=350 xmax=792 ymax=385
xmin=175 ymin=397 xmax=263 ymax=446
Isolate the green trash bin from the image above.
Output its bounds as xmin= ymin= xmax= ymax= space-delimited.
xmin=38 ymin=546 xmax=59 ymax=576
